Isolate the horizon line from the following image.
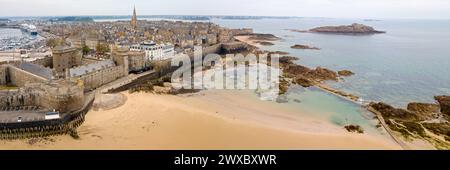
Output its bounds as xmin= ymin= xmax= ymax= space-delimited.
xmin=0 ymin=15 xmax=449 ymax=21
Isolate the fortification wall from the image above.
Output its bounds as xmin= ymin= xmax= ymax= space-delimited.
xmin=0 ymin=90 xmax=36 ymax=108
xmin=7 ymin=65 xmax=48 ymax=87
xmin=0 ymin=80 xmax=84 ymax=113
xmin=0 ymin=65 xmax=6 ymax=85
xmin=31 ymin=56 xmax=53 ymax=68
xmin=202 ymin=44 xmax=223 ymax=55
xmin=221 ymin=42 xmax=249 ymax=54
xmin=30 ymin=82 xmax=85 ymax=113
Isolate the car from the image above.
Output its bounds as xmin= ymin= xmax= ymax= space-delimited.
xmin=17 ymin=116 xmax=22 ymax=122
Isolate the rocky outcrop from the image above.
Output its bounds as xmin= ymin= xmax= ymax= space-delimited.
xmin=309 ymin=23 xmax=385 ymax=34
xmin=305 ymin=67 xmax=338 ymax=81
xmin=338 ymin=70 xmax=355 ymax=77
xmin=290 ymin=44 xmax=320 ymax=50
xmin=279 ymin=56 xmax=338 ymax=87
xmin=370 ymin=100 xmax=450 ymax=149
xmin=407 ymin=103 xmax=440 ymax=114
xmin=279 ymin=56 xmax=298 ymax=65
xmin=422 ymin=123 xmax=450 ymax=142
xmin=294 ymin=76 xmax=314 ymax=88
xmin=435 ymin=96 xmax=450 ymax=116
xmin=370 ymin=102 xmax=422 ymax=121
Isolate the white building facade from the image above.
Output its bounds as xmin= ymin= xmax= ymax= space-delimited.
xmin=130 ymin=41 xmax=175 ymax=61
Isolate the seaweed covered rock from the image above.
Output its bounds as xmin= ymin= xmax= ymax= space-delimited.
xmin=422 ymin=122 xmax=450 ymax=140
xmin=279 ymin=56 xmax=298 ymax=65
xmin=435 ymin=96 xmax=450 ymax=116
xmin=279 ymin=78 xmax=291 ymax=95
xmin=370 ymin=102 xmax=422 ymax=121
xmin=306 ymin=67 xmax=338 ymax=81
xmin=338 ymin=70 xmax=355 ymax=77
xmin=402 ymin=121 xmax=427 ymax=137
xmin=294 ymin=76 xmax=314 ymax=88
xmin=290 ymin=44 xmax=320 ymax=50
xmin=283 ymin=64 xmax=311 ymax=76
xmin=344 ymin=125 xmax=364 ymax=133
xmin=407 ymin=103 xmax=440 ymax=114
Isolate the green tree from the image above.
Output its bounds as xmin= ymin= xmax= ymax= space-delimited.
xmin=82 ymin=45 xmax=91 ymax=55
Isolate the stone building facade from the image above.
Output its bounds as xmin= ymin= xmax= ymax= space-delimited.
xmin=68 ymin=53 xmax=129 ymax=91
xmin=127 ymin=51 xmax=147 ymax=72
xmin=52 ymin=45 xmax=82 ymax=77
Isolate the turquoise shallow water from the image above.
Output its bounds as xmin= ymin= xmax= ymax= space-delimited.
xmin=212 ymin=18 xmax=450 ymax=108
xmin=284 ymin=86 xmax=383 ymax=136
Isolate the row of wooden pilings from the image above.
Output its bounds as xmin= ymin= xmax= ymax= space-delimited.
xmin=0 ymin=97 xmax=94 ymax=140
xmin=0 ymin=112 xmax=86 ymax=140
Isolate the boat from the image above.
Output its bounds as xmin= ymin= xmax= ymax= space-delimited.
xmin=20 ymin=24 xmax=38 ymax=36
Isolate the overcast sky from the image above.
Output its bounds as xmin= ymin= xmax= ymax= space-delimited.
xmin=1 ymin=0 xmax=450 ymax=19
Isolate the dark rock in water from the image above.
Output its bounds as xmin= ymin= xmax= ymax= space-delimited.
xmin=338 ymin=70 xmax=355 ymax=77
xmin=284 ymin=64 xmax=311 ymax=76
xmin=293 ymin=99 xmax=302 ymax=103
xmin=309 ymin=23 xmax=385 ymax=34
xmin=281 ymin=59 xmax=338 ymax=87
xmin=290 ymin=44 xmax=320 ymax=50
xmin=344 ymin=125 xmax=364 ymax=133
xmin=435 ymin=96 xmax=450 ymax=116
xmin=306 ymin=67 xmax=338 ymax=81
xmin=407 ymin=103 xmax=440 ymax=114
xmin=294 ymin=76 xmax=314 ymax=88
xmin=276 ymin=95 xmax=289 ymax=103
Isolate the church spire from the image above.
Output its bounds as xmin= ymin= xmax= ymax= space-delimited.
xmin=131 ymin=5 xmax=138 ymax=29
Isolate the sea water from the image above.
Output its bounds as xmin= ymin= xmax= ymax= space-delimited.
xmin=212 ymin=18 xmax=450 ymax=108
xmin=209 ymin=18 xmax=450 ymax=136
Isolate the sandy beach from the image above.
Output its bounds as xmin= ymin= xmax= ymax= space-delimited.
xmin=0 ymin=90 xmax=401 ymax=150
xmin=234 ymin=35 xmax=262 ymax=47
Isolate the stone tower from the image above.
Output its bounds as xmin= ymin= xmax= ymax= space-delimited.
xmin=131 ymin=6 xmax=138 ymax=29
xmin=52 ymin=45 xmax=82 ymax=78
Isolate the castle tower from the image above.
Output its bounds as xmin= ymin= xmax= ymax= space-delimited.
xmin=131 ymin=6 xmax=138 ymax=29
xmin=52 ymin=45 xmax=82 ymax=78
